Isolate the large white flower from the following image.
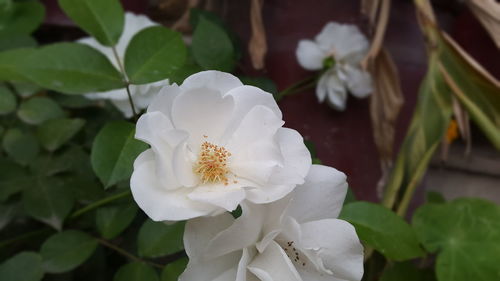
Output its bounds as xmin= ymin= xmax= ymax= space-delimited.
xmin=130 ymin=70 xmax=311 ymax=221
xmin=78 ymin=12 xmax=168 ymax=118
xmin=180 ymin=164 xmax=364 ymax=281
xmin=296 ymin=22 xmax=373 ymax=111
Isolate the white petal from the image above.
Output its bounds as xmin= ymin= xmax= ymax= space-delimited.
xmin=315 ymin=22 xmax=369 ymax=64
xmin=315 ymin=73 xmax=329 ymax=103
xmin=320 ymin=72 xmax=347 ymax=111
xmin=225 ymin=85 xmax=282 ymax=124
xmin=343 ymin=64 xmax=373 ymax=98
xmin=184 ymin=213 xmax=234 ymax=258
xmin=110 ymin=98 xmax=135 ymax=118
xmin=130 ymin=150 xmax=215 ymax=221
xmin=295 ymin=40 xmax=325 ymax=71
xmin=181 ymin=70 xmax=243 ymax=95
xmin=248 ymin=241 xmax=303 ymax=281
xmin=172 ymin=141 xmax=198 ymax=187
xmin=237 ymin=248 xmax=259 ymax=281
xmin=188 ymin=184 xmax=246 ymax=212
xmin=132 ymin=79 xmax=170 ymax=110
xmin=287 ymin=165 xmax=348 ymax=223
xmin=180 ymin=252 xmax=241 ymax=281
xmin=146 ymin=83 xmax=182 ymax=117
xmin=300 ymin=219 xmax=364 ymax=281
xmin=297 ymin=269 xmax=346 ymax=281
xmin=115 ymin=12 xmax=158 ymax=56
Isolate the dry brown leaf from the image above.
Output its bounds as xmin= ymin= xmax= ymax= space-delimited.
xmin=361 ymin=0 xmax=391 ymax=69
xmin=369 ymin=48 xmax=405 ymax=197
xmin=248 ymin=0 xmax=267 ymax=70
xmin=466 ymin=0 xmax=500 ymax=49
xmin=452 ymin=97 xmax=472 ymax=154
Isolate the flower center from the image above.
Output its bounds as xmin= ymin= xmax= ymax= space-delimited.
xmin=283 ymin=241 xmax=307 ymax=267
xmin=194 ymin=141 xmax=232 ymax=185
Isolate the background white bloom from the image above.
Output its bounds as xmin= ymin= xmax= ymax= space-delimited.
xmin=78 ymin=12 xmax=168 ymax=118
xmin=131 ymin=70 xmax=311 ymax=221
xmin=296 ymin=22 xmax=373 ymax=111
xmin=180 ymin=164 xmax=364 ymax=281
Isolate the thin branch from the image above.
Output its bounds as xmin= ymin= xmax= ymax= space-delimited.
xmin=111 ymin=47 xmax=137 ymax=119
xmin=69 ymin=190 xmax=131 ymax=220
xmin=96 ymin=237 xmax=164 ymax=269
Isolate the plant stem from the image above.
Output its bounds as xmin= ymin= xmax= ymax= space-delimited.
xmin=0 ymin=228 xmax=52 ymax=249
xmin=275 ymin=74 xmax=319 ymax=101
xmin=69 ymin=190 xmax=131 ymax=220
xmin=111 ymin=47 xmax=137 ymax=119
xmin=96 ymin=237 xmax=164 ymax=269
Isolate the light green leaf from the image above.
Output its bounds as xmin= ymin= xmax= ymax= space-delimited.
xmin=380 ymin=262 xmax=436 ymax=281
xmin=114 ymin=262 xmax=159 ymax=281
xmin=0 ymin=85 xmax=16 ymax=114
xmin=17 ymin=97 xmax=64 ymax=125
xmin=125 ymin=26 xmax=187 ymax=84
xmin=0 ymin=158 xmax=29 ymax=201
xmin=23 ymin=177 xmax=74 ymax=230
xmin=91 ymin=121 xmax=147 ymax=188
xmin=192 ymin=16 xmax=235 ymax=72
xmin=40 ymin=230 xmax=98 ymax=273
xmin=96 ymin=204 xmax=137 ymax=239
xmin=37 ymin=118 xmax=85 ymax=151
xmin=0 ymin=252 xmax=44 ymax=281
xmin=2 ymin=128 xmax=39 ymax=165
xmin=58 ymin=0 xmax=124 ymax=46
xmin=19 ymin=43 xmax=123 ymax=94
xmin=0 ymin=1 xmax=45 ymax=36
xmin=138 ymin=220 xmax=185 ymax=258
xmin=161 ymin=257 xmax=188 ymax=281
xmin=340 ymin=201 xmax=424 ymax=261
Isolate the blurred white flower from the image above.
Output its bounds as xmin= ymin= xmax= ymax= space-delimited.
xmin=130 ymin=70 xmax=311 ymax=221
xmin=296 ymin=22 xmax=373 ymax=111
xmin=180 ymin=164 xmax=364 ymax=281
xmin=78 ymin=12 xmax=168 ymax=118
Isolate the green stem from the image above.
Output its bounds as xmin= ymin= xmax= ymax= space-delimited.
xmin=111 ymin=47 xmax=137 ymax=119
xmin=0 ymin=228 xmax=52 ymax=249
xmin=275 ymin=74 xmax=319 ymax=101
xmin=96 ymin=237 xmax=164 ymax=269
xmin=69 ymin=190 xmax=131 ymax=220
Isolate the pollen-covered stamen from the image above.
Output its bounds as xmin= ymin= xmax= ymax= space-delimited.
xmin=194 ymin=141 xmax=234 ymax=185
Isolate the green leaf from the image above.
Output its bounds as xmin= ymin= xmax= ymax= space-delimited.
xmin=0 ymin=48 xmax=34 ymax=81
xmin=239 ymin=76 xmax=278 ymax=96
xmin=40 ymin=230 xmax=98 ymax=273
xmin=114 ymin=262 xmax=159 ymax=281
xmin=380 ymin=262 xmax=436 ymax=281
xmin=37 ymin=118 xmax=85 ymax=151
xmin=23 ymin=177 xmax=74 ymax=230
xmin=138 ymin=220 xmax=185 ymax=258
xmin=426 ymin=191 xmax=446 ymax=204
xmin=168 ymin=55 xmax=203 ymax=84
xmin=96 ymin=204 xmax=137 ymax=239
xmin=0 ymin=158 xmax=29 ymax=201
xmin=17 ymin=97 xmax=64 ymax=125
xmin=91 ymin=121 xmax=148 ymax=188
xmin=413 ymin=198 xmax=500 ymax=281
xmin=124 ymin=26 xmax=187 ymax=84
xmin=2 ymin=128 xmax=39 ymax=165
xmin=58 ymin=0 xmax=124 ymax=46
xmin=0 ymin=1 xmax=45 ymax=36
xmin=0 ymin=252 xmax=44 ymax=281
xmin=0 ymin=35 xmax=37 ymax=52
xmin=191 ymin=16 xmax=235 ymax=72
xmin=0 ymin=202 xmax=16 ymax=230
xmin=161 ymin=257 xmax=188 ymax=281
xmin=340 ymin=201 xmax=424 ymax=261
xmin=19 ymin=43 xmax=123 ymax=94
xmin=0 ymin=85 xmax=16 ymax=114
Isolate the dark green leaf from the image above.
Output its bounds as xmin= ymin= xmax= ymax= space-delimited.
xmin=17 ymin=97 xmax=64 ymax=125
xmin=113 ymin=262 xmax=159 ymax=281
xmin=2 ymin=128 xmax=39 ymax=165
xmin=168 ymin=55 xmax=203 ymax=84
xmin=192 ymin=16 xmax=235 ymax=72
xmin=23 ymin=177 xmax=74 ymax=230
xmin=138 ymin=220 xmax=185 ymax=258
xmin=0 ymin=1 xmax=45 ymax=36
xmin=0 ymin=48 xmax=34 ymax=81
xmin=40 ymin=230 xmax=98 ymax=273
xmin=125 ymin=26 xmax=187 ymax=84
xmin=11 ymin=82 xmax=40 ymax=98
xmin=0 ymin=158 xmax=29 ymax=201
xmin=239 ymin=76 xmax=278 ymax=95
xmin=91 ymin=121 xmax=147 ymax=188
xmin=96 ymin=204 xmax=137 ymax=239
xmin=0 ymin=252 xmax=44 ymax=281
xmin=426 ymin=191 xmax=446 ymax=204
xmin=58 ymin=0 xmax=124 ymax=46
xmin=380 ymin=262 xmax=436 ymax=281
xmin=161 ymin=257 xmax=188 ymax=281
xmin=37 ymin=118 xmax=85 ymax=151
xmin=344 ymin=188 xmax=357 ymax=205
xmin=0 ymin=35 xmax=37 ymax=51
xmin=340 ymin=201 xmax=424 ymax=261
xmin=0 ymin=85 xmax=16 ymax=114
xmin=0 ymin=202 xmax=16 ymax=230
xmin=19 ymin=43 xmax=123 ymax=94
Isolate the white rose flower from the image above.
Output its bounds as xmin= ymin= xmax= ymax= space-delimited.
xmin=130 ymin=70 xmax=311 ymax=221
xmin=78 ymin=12 xmax=168 ymax=118
xmin=296 ymin=22 xmax=373 ymax=111
xmin=180 ymin=164 xmax=364 ymax=281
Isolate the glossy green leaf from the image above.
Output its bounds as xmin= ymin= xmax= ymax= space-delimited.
xmin=113 ymin=262 xmax=159 ymax=281
xmin=17 ymin=97 xmax=64 ymax=125
xmin=58 ymin=0 xmax=124 ymax=46
xmin=0 ymin=85 xmax=16 ymax=114
xmin=23 ymin=177 xmax=74 ymax=230
xmin=96 ymin=204 xmax=137 ymax=239
xmin=380 ymin=262 xmax=436 ymax=281
xmin=340 ymin=201 xmax=424 ymax=261
xmin=91 ymin=121 xmax=147 ymax=188
xmin=0 ymin=48 xmax=34 ymax=81
xmin=2 ymin=128 xmax=39 ymax=165
xmin=37 ymin=118 xmax=85 ymax=151
xmin=413 ymin=198 xmax=500 ymax=281
xmin=0 ymin=252 xmax=44 ymax=281
xmin=138 ymin=220 xmax=185 ymax=258
xmin=40 ymin=230 xmax=98 ymax=273
xmin=161 ymin=257 xmax=188 ymax=281
xmin=192 ymin=16 xmax=235 ymax=72
xmin=0 ymin=158 xmax=29 ymax=201
xmin=125 ymin=26 xmax=187 ymax=84
xmin=19 ymin=43 xmax=123 ymax=94
xmin=0 ymin=1 xmax=45 ymax=36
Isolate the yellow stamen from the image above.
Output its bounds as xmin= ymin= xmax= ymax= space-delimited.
xmin=194 ymin=141 xmax=234 ymax=185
